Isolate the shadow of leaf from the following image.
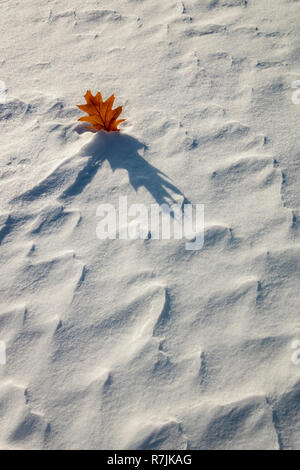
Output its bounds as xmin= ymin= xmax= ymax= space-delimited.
xmin=60 ymin=132 xmax=189 ymax=206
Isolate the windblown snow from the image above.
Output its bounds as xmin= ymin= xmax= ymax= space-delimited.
xmin=0 ymin=0 xmax=300 ymax=450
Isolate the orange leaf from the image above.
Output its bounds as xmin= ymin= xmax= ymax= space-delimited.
xmin=77 ymin=90 xmax=126 ymax=132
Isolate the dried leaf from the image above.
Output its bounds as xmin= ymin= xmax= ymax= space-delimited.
xmin=77 ymin=90 xmax=126 ymax=132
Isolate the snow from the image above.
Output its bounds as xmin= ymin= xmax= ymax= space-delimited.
xmin=1 ymin=0 xmax=300 ymax=450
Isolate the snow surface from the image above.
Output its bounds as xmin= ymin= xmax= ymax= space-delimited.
xmin=1 ymin=0 xmax=300 ymax=450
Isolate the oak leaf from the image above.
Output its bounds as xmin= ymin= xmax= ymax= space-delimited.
xmin=77 ymin=90 xmax=126 ymax=132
